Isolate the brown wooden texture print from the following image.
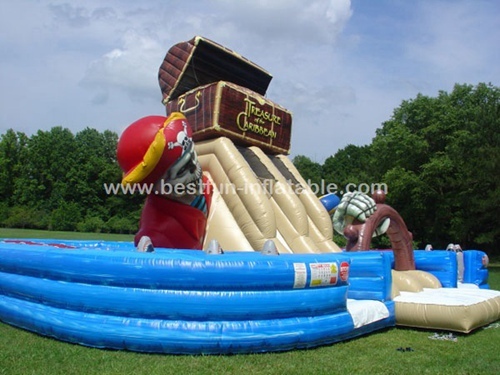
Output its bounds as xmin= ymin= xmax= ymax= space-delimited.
xmin=158 ymin=36 xmax=272 ymax=104
xmin=166 ymin=81 xmax=292 ymax=154
xmin=158 ymin=41 xmax=195 ymax=103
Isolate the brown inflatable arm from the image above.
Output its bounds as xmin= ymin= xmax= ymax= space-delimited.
xmin=343 ymin=194 xmax=415 ymax=271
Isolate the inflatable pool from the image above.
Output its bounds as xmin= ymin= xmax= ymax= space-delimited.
xmin=0 ymin=239 xmax=395 ymax=354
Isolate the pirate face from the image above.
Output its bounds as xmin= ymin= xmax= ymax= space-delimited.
xmin=168 ymin=141 xmax=202 ymax=188
xmin=155 ymin=140 xmax=202 ymax=197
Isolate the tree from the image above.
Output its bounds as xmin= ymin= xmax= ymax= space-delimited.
xmin=13 ymin=126 xmax=78 ymax=211
xmin=68 ymin=128 xmax=123 ymax=218
xmin=0 ymin=125 xmax=143 ymax=232
xmin=0 ymin=129 xmax=28 ymax=205
xmin=322 ymin=144 xmax=374 ymax=190
xmin=371 ymin=83 xmax=500 ymax=255
xmin=291 ymin=155 xmax=322 ymax=189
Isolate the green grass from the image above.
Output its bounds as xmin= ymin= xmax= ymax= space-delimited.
xmin=0 ymin=229 xmax=499 ymax=375
xmin=0 ymin=228 xmax=133 ymax=242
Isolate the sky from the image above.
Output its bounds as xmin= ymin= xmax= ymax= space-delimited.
xmin=1 ymin=0 xmax=499 ymax=163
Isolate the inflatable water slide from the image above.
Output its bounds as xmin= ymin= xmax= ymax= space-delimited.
xmin=164 ymin=36 xmax=500 ymax=335
xmin=0 ymin=36 xmax=498 ymax=354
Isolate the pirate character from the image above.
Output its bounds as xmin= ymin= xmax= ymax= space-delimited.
xmin=117 ymin=113 xmax=212 ymax=251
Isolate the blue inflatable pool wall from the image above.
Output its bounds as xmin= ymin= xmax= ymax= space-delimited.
xmin=410 ymin=250 xmax=490 ymax=288
xmin=0 ymin=240 xmax=491 ymax=354
xmin=0 ymin=239 xmax=396 ymax=354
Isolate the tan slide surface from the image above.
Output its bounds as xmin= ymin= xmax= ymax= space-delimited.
xmin=195 ymin=137 xmax=341 ymax=253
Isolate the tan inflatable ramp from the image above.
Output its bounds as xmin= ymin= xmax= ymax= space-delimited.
xmin=392 ymin=270 xmax=500 ymax=333
xmin=195 ymin=137 xmax=340 ymax=253
xmin=242 ymin=146 xmax=340 ymax=253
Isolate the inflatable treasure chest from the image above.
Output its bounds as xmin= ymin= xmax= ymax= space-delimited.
xmin=158 ymin=36 xmax=292 ymax=155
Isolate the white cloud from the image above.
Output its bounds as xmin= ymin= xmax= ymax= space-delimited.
xmin=405 ymin=0 xmax=500 ymax=89
xmin=80 ymin=30 xmax=164 ymax=103
xmin=0 ymin=0 xmax=498 ymax=162
xmin=206 ymin=0 xmax=352 ymax=47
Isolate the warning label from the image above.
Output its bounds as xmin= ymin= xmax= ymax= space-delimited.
xmin=340 ymin=261 xmax=349 ymax=282
xmin=309 ymin=263 xmax=338 ymax=287
xmin=293 ymin=263 xmax=307 ymax=288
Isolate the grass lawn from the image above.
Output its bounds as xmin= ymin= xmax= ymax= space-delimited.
xmin=0 ymin=229 xmax=499 ymax=375
xmin=0 ymin=228 xmax=133 ymax=242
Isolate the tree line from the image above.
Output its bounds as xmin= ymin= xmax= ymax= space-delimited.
xmin=0 ymin=83 xmax=498 ymax=256
xmin=294 ymin=83 xmax=499 ymax=256
xmin=0 ymin=127 xmax=143 ymax=234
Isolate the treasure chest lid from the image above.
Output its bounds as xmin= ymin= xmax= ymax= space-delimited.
xmin=158 ymin=36 xmax=272 ymax=104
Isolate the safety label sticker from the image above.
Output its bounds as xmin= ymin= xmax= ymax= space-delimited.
xmin=293 ymin=263 xmax=307 ymax=288
xmin=309 ymin=262 xmax=338 ymax=287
